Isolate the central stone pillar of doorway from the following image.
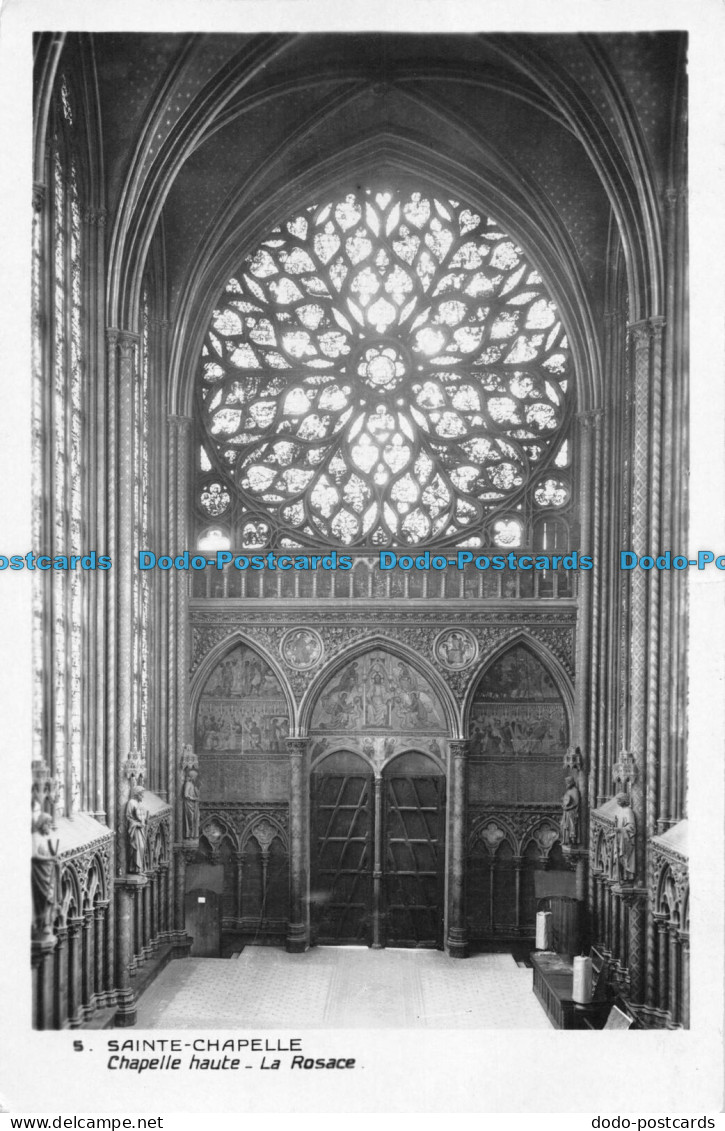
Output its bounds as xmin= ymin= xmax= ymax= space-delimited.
xmin=446 ymin=739 xmax=470 ymax=958
xmin=286 ymin=737 xmax=311 ymax=952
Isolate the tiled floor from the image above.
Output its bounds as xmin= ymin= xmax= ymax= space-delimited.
xmin=134 ymin=947 xmax=553 ymax=1029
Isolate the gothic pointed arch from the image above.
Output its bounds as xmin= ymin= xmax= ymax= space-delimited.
xmin=192 ymin=635 xmax=294 ymax=757
xmin=463 ymin=631 xmax=574 ymax=733
xmin=190 ymin=630 xmax=296 ymax=731
xmin=300 ymin=635 xmax=457 ymax=736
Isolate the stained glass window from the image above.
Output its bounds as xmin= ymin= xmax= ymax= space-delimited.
xmin=33 ymin=76 xmax=86 ymax=814
xmin=196 ymin=189 xmax=573 ymax=549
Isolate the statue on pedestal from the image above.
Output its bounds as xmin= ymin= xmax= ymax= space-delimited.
xmin=126 ymin=786 xmax=148 ymax=874
xmin=182 ymin=765 xmax=201 ymax=840
xmin=613 ymin=792 xmax=636 ymax=881
xmin=31 ymin=812 xmax=58 ymax=940
xmin=559 ymin=774 xmax=581 ymax=846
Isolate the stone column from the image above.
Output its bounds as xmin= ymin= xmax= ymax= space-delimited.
xmin=574 ymin=411 xmax=601 ymax=762
xmin=94 ymin=903 xmax=107 ymax=1005
xmin=655 ymin=914 xmax=669 ymax=1018
xmin=142 ymin=876 xmax=153 ymax=958
xmin=627 ymin=322 xmax=653 ymax=874
xmin=235 ymin=852 xmax=245 ymax=923
xmin=174 ymin=845 xmax=188 ymax=937
xmin=104 ymin=330 xmax=119 ymax=834
xmin=53 ymin=926 xmax=68 ymax=1027
xmin=87 ymin=210 xmax=108 ymax=823
xmin=81 ymin=908 xmax=95 ymax=1018
xmin=680 ymin=931 xmax=689 ymax=1028
xmin=618 ymin=892 xmax=628 ymax=967
xmin=158 ymin=865 xmax=169 ymax=940
xmin=112 ymin=328 xmax=144 ymax=1024
xmin=513 ymin=858 xmax=523 ymax=930
xmin=286 ymin=737 xmax=310 ymax=952
xmin=626 ymin=319 xmax=665 ymax=1016
xmin=446 ymin=739 xmax=469 ymax=958
xmin=103 ymin=897 xmax=114 ymax=1002
xmin=610 ymin=888 xmax=621 ymax=963
xmin=131 ymin=885 xmax=143 ymax=969
xmin=32 ymin=937 xmax=57 ymax=1030
xmin=116 ymin=333 xmax=139 ymax=812
xmin=625 ymin=890 xmax=647 ymax=1007
xmin=372 ymin=776 xmax=383 ymax=948
xmin=595 ymin=874 xmax=605 ymax=945
xmin=169 ymin=418 xmax=193 ymax=940
xmin=115 ymin=876 xmax=146 ymax=1027
xmin=668 ymin=925 xmax=680 ymax=1026
xmin=67 ymin=916 xmax=83 ymax=1027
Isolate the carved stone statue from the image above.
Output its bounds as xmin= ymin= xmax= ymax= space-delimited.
xmin=182 ymin=765 xmax=201 ymax=840
xmin=559 ymin=774 xmax=581 ymax=846
xmin=31 ymin=812 xmax=58 ymax=940
xmin=613 ymin=791 xmax=636 ymax=881
xmin=126 ymin=786 xmax=148 ymax=874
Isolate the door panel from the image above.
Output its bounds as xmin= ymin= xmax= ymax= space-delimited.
xmin=310 ymin=772 xmax=373 ymax=944
xmin=383 ymin=774 xmax=445 ymax=947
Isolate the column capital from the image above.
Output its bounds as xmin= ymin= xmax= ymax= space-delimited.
xmin=106 ymin=328 xmax=139 ymax=353
xmin=32 ymin=182 xmax=46 ymax=212
xmin=286 ymin=737 xmax=310 ymax=758
xmin=448 ymin=739 xmax=470 ymax=760
xmin=577 ymin=408 xmax=603 ymax=431
xmin=617 ymin=884 xmax=648 ymax=905
xmin=117 ymin=873 xmax=149 ymax=890
xmin=627 ymin=316 xmax=666 ymax=345
xmin=82 ymin=206 xmax=107 ymax=227
xmin=168 ymin=414 xmax=193 ymax=435
xmin=663 ymin=186 xmax=685 ymax=210
xmin=31 ymin=935 xmax=57 ymax=958
xmin=67 ymin=916 xmax=84 ymax=938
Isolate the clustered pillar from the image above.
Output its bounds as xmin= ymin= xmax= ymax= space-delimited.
xmin=286 ymin=737 xmax=310 ymax=952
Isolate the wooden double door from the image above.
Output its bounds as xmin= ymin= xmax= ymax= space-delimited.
xmin=310 ymin=750 xmax=445 ymax=948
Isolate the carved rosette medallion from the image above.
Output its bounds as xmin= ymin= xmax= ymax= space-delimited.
xmin=280 ymin=627 xmax=324 ymax=671
xmin=434 ymin=628 xmax=478 ymax=670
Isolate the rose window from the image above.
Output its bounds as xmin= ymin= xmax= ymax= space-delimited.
xmin=198 ymin=189 xmax=573 ymax=547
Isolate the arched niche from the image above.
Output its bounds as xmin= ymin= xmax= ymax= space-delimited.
xmin=311 ymin=749 xmax=373 ymax=776
xmin=466 ymin=641 xmax=570 ymax=805
xmin=382 ymin=750 xmax=444 ymax=777
xmin=194 ymin=640 xmax=292 ymax=804
xmin=307 ymin=645 xmax=450 ymax=739
xmin=194 ymin=641 xmax=290 ymax=755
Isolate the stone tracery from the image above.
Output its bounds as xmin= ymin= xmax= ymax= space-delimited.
xmin=198 ymin=189 xmax=573 ymax=549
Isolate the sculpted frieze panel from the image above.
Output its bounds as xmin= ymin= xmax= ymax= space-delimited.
xmin=191 ymin=614 xmax=575 ymax=706
xmin=469 ymin=646 xmax=569 ymax=758
xmin=195 ymin=643 xmax=289 ymax=755
xmin=311 ymin=649 xmax=447 ymax=734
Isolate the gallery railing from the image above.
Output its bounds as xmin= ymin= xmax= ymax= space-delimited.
xmin=190 ymin=554 xmax=577 ymax=602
